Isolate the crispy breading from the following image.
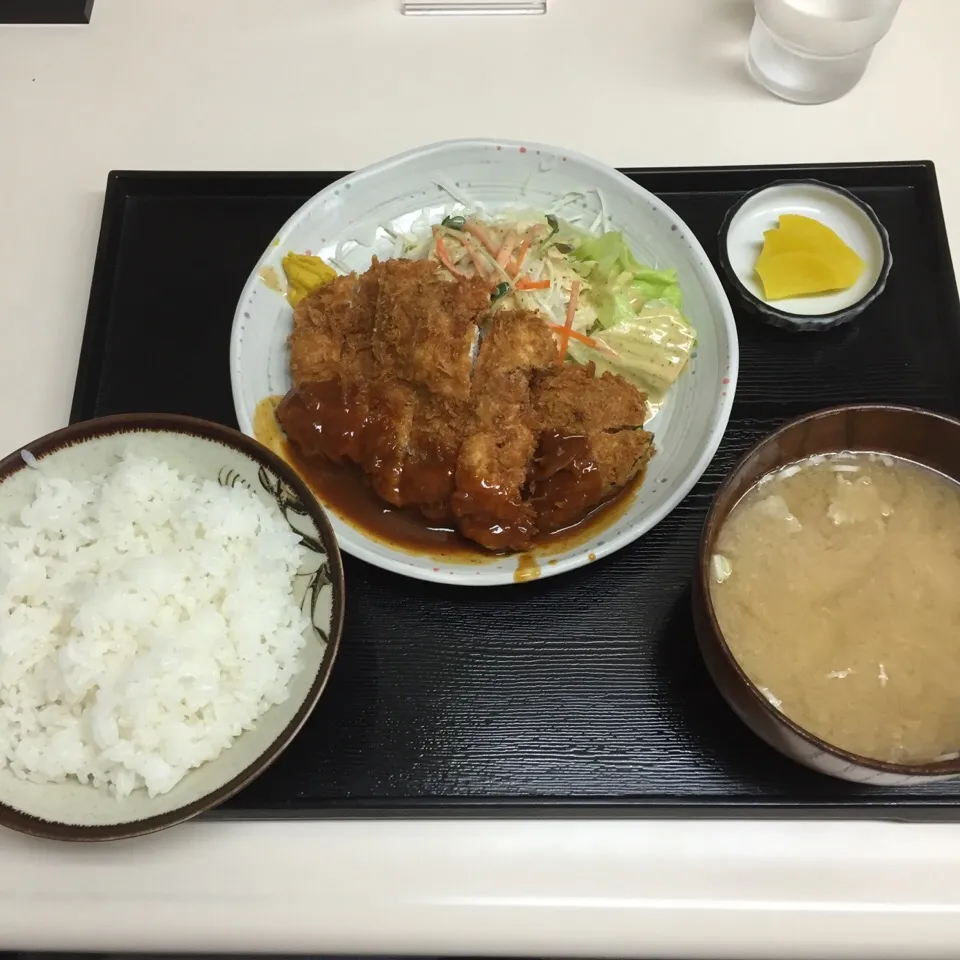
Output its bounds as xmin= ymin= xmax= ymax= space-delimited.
xmin=354 ymin=377 xmax=417 ymax=507
xmin=451 ymin=311 xmax=556 ymax=551
xmin=533 ymin=364 xmax=654 ymax=510
xmin=289 ymin=265 xmax=380 ymax=387
xmin=473 ymin=308 xmax=559 ymax=377
xmin=453 ymin=369 xmax=537 ymax=551
xmin=531 ymin=362 xmax=649 ymax=434
xmin=591 ymin=429 xmax=655 ymax=492
xmin=374 ymin=259 xmax=490 ymax=402
xmin=397 ymin=393 xmax=466 ymax=521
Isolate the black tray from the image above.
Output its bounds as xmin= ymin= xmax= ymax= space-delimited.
xmin=73 ymin=162 xmax=960 ymax=820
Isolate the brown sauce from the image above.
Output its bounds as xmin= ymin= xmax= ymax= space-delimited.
xmin=253 ymin=394 xmax=644 ymax=563
xmin=534 ymin=466 xmax=645 ymax=557
xmin=398 ymin=438 xmax=458 ymax=519
xmin=252 ymin=394 xmax=286 ymax=458
xmin=291 ymin=443 xmax=475 ymax=558
xmin=451 ymin=474 xmax=535 ymax=554
xmin=514 ymin=553 xmax=542 ymax=583
xmin=278 ymin=381 xmax=378 ymax=464
xmin=529 ymin=430 xmax=604 ymax=532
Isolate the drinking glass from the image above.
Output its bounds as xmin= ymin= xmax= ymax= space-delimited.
xmin=747 ymin=0 xmax=902 ymax=104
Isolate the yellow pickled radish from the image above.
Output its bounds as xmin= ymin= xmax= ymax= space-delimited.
xmin=754 ymin=214 xmax=865 ymax=301
xmin=778 ymin=214 xmax=864 ymax=277
xmin=281 ymin=253 xmax=337 ymax=306
xmin=756 ymin=251 xmax=844 ymax=301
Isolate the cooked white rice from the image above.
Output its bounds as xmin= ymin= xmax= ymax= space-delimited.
xmin=0 ymin=452 xmax=310 ymax=799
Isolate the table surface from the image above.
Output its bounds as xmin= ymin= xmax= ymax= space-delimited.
xmin=3 ymin=1 xmax=960 ymax=957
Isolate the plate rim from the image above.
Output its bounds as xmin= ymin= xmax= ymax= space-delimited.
xmin=229 ymin=136 xmax=739 ymax=586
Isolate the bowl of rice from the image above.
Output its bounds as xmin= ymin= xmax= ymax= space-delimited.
xmin=0 ymin=413 xmax=344 ymax=841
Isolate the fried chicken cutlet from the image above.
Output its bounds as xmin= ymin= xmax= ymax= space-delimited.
xmin=372 ymin=259 xmax=491 ymax=519
xmin=278 ymin=256 xmax=656 ymax=552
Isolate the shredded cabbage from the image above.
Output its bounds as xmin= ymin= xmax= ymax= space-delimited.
xmin=572 ymin=232 xmax=683 ymax=320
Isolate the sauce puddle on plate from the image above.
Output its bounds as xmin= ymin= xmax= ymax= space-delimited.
xmin=253 ymin=395 xmax=641 ymax=567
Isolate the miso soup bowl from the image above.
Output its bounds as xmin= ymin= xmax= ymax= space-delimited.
xmin=692 ymin=404 xmax=960 ymax=785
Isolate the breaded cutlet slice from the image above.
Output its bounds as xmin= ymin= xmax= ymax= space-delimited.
xmin=532 ymin=362 xmax=649 ymax=435
xmin=288 ymin=263 xmax=380 ymax=388
xmin=532 ymin=362 xmax=655 ymax=503
xmin=278 ymin=371 xmax=438 ymax=517
xmin=276 ymin=380 xmax=372 ymax=465
xmin=360 ymin=376 xmax=418 ymax=507
xmin=451 ymin=311 xmax=558 ymax=551
xmin=374 ymin=258 xmax=490 ymax=401
xmin=275 ymin=373 xmax=419 ymax=496
xmin=395 ymin=393 xmax=468 ymax=522
xmin=472 ymin=308 xmax=559 ymax=377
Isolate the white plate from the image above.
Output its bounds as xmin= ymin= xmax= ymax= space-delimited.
xmin=230 ymin=138 xmax=738 ymax=586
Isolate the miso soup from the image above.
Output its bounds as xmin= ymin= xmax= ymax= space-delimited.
xmin=710 ymin=452 xmax=960 ymax=765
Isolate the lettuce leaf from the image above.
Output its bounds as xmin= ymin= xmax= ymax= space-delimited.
xmin=630 ymin=266 xmax=683 ymax=311
xmin=571 ymin=232 xmax=684 ymax=326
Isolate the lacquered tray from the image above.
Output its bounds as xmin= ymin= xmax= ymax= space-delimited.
xmin=73 ymin=161 xmax=960 ymax=819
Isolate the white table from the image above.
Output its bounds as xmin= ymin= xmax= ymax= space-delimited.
xmin=2 ymin=1 xmax=960 ymax=956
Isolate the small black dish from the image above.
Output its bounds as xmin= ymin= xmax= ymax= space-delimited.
xmin=718 ymin=179 xmax=893 ymax=332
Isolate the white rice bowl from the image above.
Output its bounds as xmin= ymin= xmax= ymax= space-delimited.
xmin=0 ymin=419 xmax=341 ymax=838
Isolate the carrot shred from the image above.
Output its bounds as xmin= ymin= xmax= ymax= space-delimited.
xmin=557 ymin=281 xmax=581 ymax=364
xmin=465 ymin=220 xmax=500 ymax=258
xmin=516 ymin=278 xmax=551 ymax=291
xmin=509 ymin=233 xmax=533 ymax=276
xmin=433 ymin=229 xmax=469 ymax=277
xmin=545 ymin=322 xmax=611 ymax=353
